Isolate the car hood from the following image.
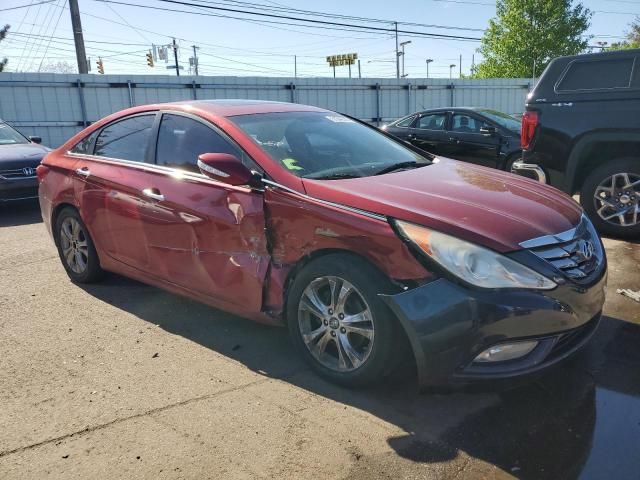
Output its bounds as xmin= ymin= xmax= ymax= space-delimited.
xmin=0 ymin=143 xmax=50 ymax=169
xmin=302 ymin=157 xmax=582 ymax=252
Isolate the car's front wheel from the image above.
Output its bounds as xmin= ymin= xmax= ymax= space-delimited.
xmin=581 ymin=158 xmax=640 ymax=238
xmin=54 ymin=207 xmax=104 ymax=283
xmin=286 ymin=254 xmax=400 ymax=387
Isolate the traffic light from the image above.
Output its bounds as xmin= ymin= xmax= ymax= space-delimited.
xmin=96 ymin=58 xmax=104 ymax=74
xmin=146 ymin=51 xmax=154 ymax=67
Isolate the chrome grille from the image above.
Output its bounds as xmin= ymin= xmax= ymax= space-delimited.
xmin=520 ymin=216 xmax=603 ymax=281
xmin=0 ymin=167 xmax=37 ymax=179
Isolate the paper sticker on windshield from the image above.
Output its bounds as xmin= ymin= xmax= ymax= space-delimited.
xmin=325 ymin=115 xmax=354 ymax=123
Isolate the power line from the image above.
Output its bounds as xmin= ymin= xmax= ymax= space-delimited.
xmin=0 ymin=0 xmax=56 ymax=12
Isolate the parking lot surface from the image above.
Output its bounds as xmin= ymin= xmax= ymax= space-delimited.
xmin=1 ymin=201 xmax=639 ymax=480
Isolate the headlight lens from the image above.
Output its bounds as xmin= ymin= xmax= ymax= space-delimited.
xmin=395 ymin=220 xmax=556 ymax=290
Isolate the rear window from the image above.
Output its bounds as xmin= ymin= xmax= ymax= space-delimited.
xmin=556 ymin=57 xmax=635 ymax=92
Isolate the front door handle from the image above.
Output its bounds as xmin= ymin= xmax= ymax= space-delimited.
xmin=75 ymin=167 xmax=90 ymax=177
xmin=407 ymin=134 xmax=416 ymax=140
xmin=142 ymin=188 xmax=165 ymax=202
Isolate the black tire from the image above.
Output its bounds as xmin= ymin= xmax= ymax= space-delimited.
xmin=286 ymin=254 xmax=401 ymax=388
xmin=54 ymin=207 xmax=104 ymax=283
xmin=580 ymin=157 xmax=640 ymax=239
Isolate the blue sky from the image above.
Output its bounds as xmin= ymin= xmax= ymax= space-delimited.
xmin=0 ymin=0 xmax=634 ymax=77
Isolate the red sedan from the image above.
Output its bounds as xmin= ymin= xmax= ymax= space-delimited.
xmin=38 ymin=100 xmax=606 ymax=388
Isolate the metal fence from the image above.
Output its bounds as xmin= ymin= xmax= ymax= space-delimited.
xmin=0 ymin=73 xmax=532 ymax=147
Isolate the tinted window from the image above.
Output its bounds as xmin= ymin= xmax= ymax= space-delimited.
xmin=451 ymin=114 xmax=489 ymax=133
xmin=394 ymin=115 xmax=416 ymax=128
xmin=156 ymin=114 xmax=239 ymax=173
xmin=70 ymin=129 xmax=99 ymax=154
xmin=416 ymin=113 xmax=446 ymax=130
xmin=231 ymin=111 xmax=427 ymax=179
xmin=477 ymin=109 xmax=521 ymax=134
xmin=95 ymin=115 xmax=155 ymax=162
xmin=557 ymin=58 xmax=634 ymax=92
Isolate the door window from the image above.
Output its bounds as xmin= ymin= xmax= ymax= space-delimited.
xmin=156 ymin=114 xmax=240 ymax=173
xmin=394 ymin=115 xmax=416 ymax=128
xmin=451 ymin=114 xmax=489 ymax=133
xmin=94 ymin=114 xmax=155 ymax=162
xmin=416 ymin=113 xmax=446 ymax=130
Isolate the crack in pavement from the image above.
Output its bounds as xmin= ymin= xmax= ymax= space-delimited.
xmin=0 ymin=377 xmax=270 ymax=459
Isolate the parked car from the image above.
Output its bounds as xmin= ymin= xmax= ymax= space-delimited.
xmin=38 ymin=100 xmax=606 ymax=389
xmin=0 ymin=119 xmax=48 ymax=203
xmin=382 ymin=107 xmax=522 ymax=171
xmin=513 ymin=49 xmax=640 ymax=238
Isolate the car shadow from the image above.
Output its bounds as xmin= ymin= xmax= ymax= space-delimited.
xmin=0 ymin=199 xmax=42 ymax=227
xmin=78 ymin=274 xmax=640 ymax=480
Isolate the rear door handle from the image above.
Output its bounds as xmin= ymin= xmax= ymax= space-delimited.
xmin=75 ymin=167 xmax=90 ymax=177
xmin=448 ymin=137 xmax=459 ymax=144
xmin=142 ymin=188 xmax=165 ymax=202
xmin=407 ymin=134 xmax=416 ymax=140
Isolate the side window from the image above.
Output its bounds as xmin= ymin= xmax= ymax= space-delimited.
xmin=416 ymin=113 xmax=446 ymax=130
xmin=557 ymin=58 xmax=634 ymax=92
xmin=156 ymin=114 xmax=240 ymax=173
xmin=394 ymin=115 xmax=416 ymax=128
xmin=94 ymin=114 xmax=155 ymax=162
xmin=451 ymin=114 xmax=488 ymax=133
xmin=70 ymin=129 xmax=99 ymax=154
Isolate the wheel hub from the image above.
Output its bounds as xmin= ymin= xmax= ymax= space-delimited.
xmin=297 ymin=276 xmax=375 ymax=372
xmin=593 ymin=172 xmax=640 ymax=227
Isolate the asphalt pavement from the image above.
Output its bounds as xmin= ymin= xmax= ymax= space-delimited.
xmin=1 ymin=200 xmax=639 ymax=480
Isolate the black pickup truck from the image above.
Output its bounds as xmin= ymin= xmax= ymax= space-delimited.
xmin=512 ymin=49 xmax=640 ymax=238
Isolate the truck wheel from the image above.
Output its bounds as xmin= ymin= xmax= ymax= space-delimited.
xmin=580 ymin=158 xmax=640 ymax=238
xmin=286 ymin=254 xmax=400 ymax=387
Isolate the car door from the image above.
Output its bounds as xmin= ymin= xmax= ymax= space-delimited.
xmin=72 ymin=112 xmax=159 ymax=272
xmin=446 ymin=112 xmax=501 ymax=168
xmin=407 ymin=112 xmax=449 ymax=154
xmin=135 ymin=112 xmax=269 ymax=313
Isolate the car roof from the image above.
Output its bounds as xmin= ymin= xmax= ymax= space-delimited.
xmin=165 ymin=99 xmax=328 ymax=117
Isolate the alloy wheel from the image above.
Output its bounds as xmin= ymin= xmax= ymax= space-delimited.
xmin=593 ymin=172 xmax=640 ymax=227
xmin=60 ymin=217 xmax=89 ymax=274
xmin=297 ymin=276 xmax=375 ymax=372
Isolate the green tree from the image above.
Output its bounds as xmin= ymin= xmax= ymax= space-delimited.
xmin=0 ymin=24 xmax=9 ymax=72
xmin=474 ymin=0 xmax=591 ymax=78
xmin=609 ymin=18 xmax=640 ymax=50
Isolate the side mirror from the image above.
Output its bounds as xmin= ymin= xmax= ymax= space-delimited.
xmin=479 ymin=126 xmax=497 ymax=137
xmin=197 ymin=153 xmax=253 ymax=186
xmin=29 ymin=136 xmax=42 ymax=144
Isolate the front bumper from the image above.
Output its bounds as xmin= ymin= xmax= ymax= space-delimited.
xmin=380 ymin=269 xmax=606 ymax=388
xmin=0 ymin=176 xmax=38 ymax=202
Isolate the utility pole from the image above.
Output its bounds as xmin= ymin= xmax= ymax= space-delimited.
xmin=471 ymin=54 xmax=475 ymax=76
xmin=173 ymin=38 xmax=180 ymax=77
xmin=294 ymin=55 xmax=297 ymax=78
xmin=68 ymin=0 xmax=88 ymax=74
xmin=459 ymin=54 xmax=462 ymax=78
xmin=358 ymin=59 xmax=361 ymax=79
xmin=394 ymin=21 xmax=399 ymax=79
xmin=192 ymin=45 xmax=199 ymax=75
xmin=426 ymin=58 xmax=433 ymax=78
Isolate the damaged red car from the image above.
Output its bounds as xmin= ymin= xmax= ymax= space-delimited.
xmin=38 ymin=100 xmax=607 ymax=388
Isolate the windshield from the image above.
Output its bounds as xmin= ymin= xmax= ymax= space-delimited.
xmin=477 ymin=109 xmax=521 ymax=134
xmin=0 ymin=123 xmax=29 ymax=145
xmin=230 ymin=111 xmax=429 ymax=179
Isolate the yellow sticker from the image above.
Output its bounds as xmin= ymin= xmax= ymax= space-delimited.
xmin=282 ymin=158 xmax=304 ymax=171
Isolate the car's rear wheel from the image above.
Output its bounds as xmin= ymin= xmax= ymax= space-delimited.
xmin=580 ymin=158 xmax=640 ymax=238
xmin=286 ymin=254 xmax=400 ymax=387
xmin=54 ymin=207 xmax=104 ymax=283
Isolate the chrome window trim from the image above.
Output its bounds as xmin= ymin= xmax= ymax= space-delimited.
xmin=261 ymin=178 xmax=387 ymax=222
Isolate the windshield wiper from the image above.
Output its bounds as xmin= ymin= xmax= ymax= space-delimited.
xmin=304 ymin=172 xmax=362 ymax=180
xmin=373 ymin=161 xmax=421 ymax=176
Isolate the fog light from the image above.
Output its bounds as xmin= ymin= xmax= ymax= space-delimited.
xmin=473 ymin=341 xmax=538 ymax=363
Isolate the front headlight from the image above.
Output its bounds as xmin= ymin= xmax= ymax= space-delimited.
xmin=395 ymin=220 xmax=556 ymax=290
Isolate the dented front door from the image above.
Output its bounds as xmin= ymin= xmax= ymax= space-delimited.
xmin=137 ymin=168 xmax=269 ymax=313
